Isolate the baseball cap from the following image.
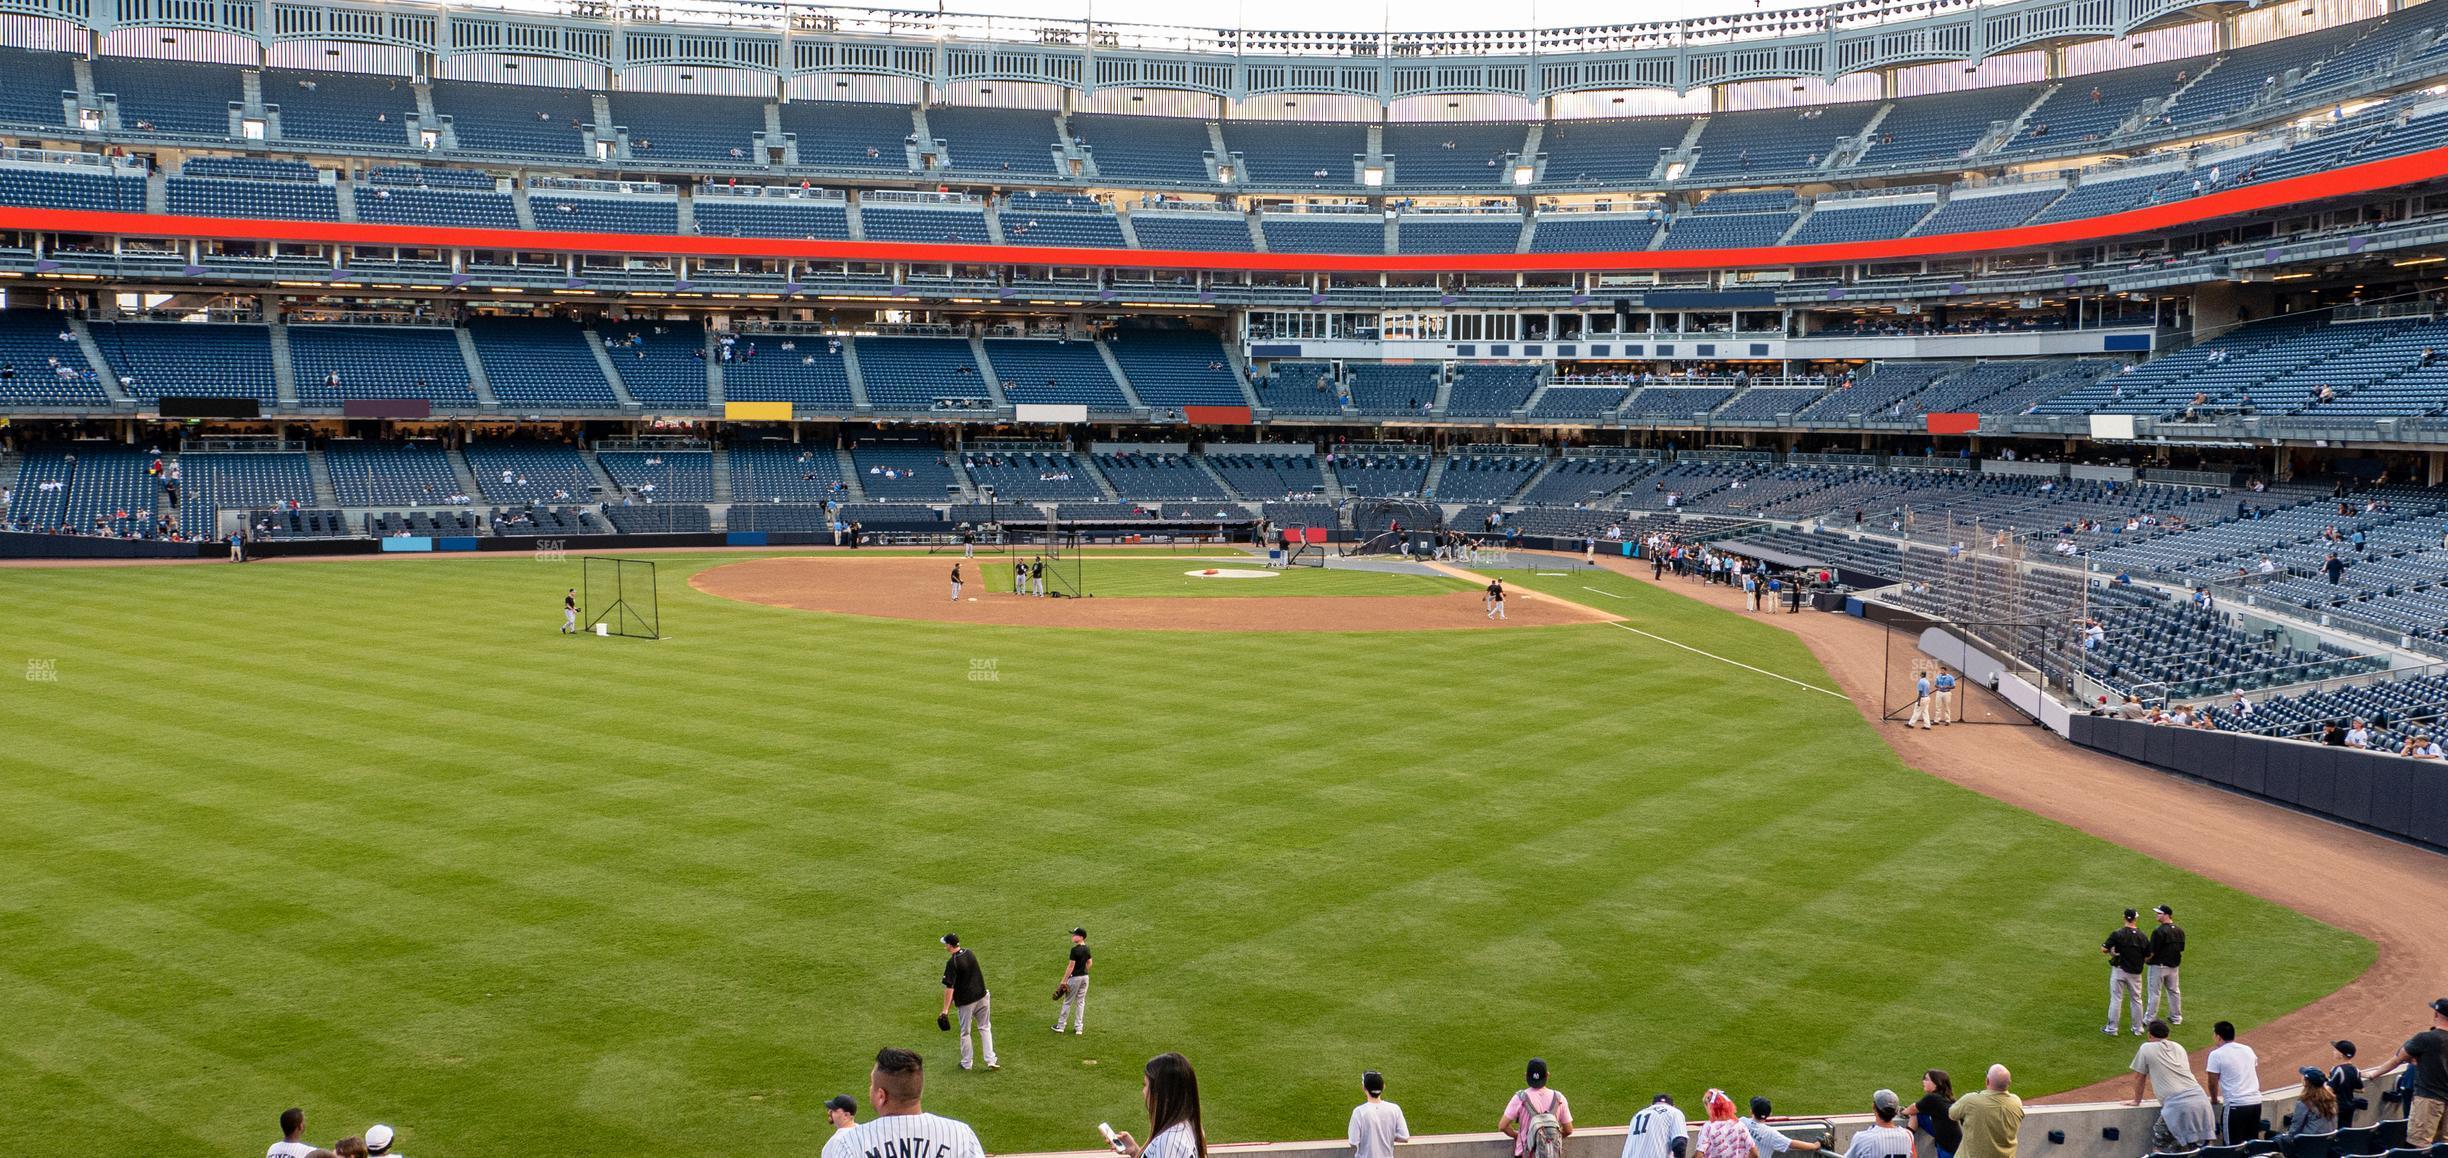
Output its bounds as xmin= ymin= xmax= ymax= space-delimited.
xmin=2432 ymin=997 xmax=2448 ymax=1017
xmin=1873 ymin=1090 xmax=1900 ymax=1114
xmin=2299 ymin=1067 xmax=2328 ymax=1087
xmin=1363 ymin=1071 xmax=1384 ymax=1094
xmin=941 ymin=933 xmax=960 ymax=947
xmin=2335 ymin=1040 xmax=2358 ymax=1058
xmin=365 ymin=1125 xmax=395 ymax=1155
xmin=2122 ymin=907 xmax=2138 ymax=921
xmin=2153 ymin=905 xmax=2173 ymax=917
xmin=1526 ymin=1058 xmax=1549 ymax=1087
xmin=1071 ymin=927 xmax=1087 ymax=938
xmin=825 ymin=1095 xmax=858 ymax=1115
xmin=1652 ymin=1094 xmax=1676 ymax=1105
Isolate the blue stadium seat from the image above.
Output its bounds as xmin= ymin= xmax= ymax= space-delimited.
xmin=466 ymin=318 xmax=622 ymax=409
xmin=289 ymin=326 xmax=478 ymax=408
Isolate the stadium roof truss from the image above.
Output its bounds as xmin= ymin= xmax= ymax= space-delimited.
xmin=9 ymin=0 xmax=2245 ymax=100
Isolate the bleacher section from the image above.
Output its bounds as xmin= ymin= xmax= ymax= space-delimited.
xmin=1435 ymin=452 xmax=1541 ymax=501
xmin=1381 ymin=122 xmax=1529 ymax=187
xmin=598 ymin=323 xmax=709 ymax=410
xmin=89 ymin=321 xmax=277 ymax=402
xmin=1208 ymin=452 xmax=1326 ymax=499
xmin=596 ymin=449 xmax=714 ymax=502
xmin=1688 ymin=104 xmax=1879 ymax=178
xmin=7 ymin=444 xmax=158 ymax=534
xmin=1397 ymin=215 xmax=1524 ymax=255
xmin=176 ymin=451 xmax=315 ymax=538
xmin=530 ymin=191 xmax=679 ymax=234
xmin=264 ymin=69 xmax=416 ymax=146
xmin=778 ymin=102 xmax=917 ymax=173
xmin=1220 ymin=121 xmax=1367 ymax=186
xmin=430 ymin=81 xmax=595 ymax=157
xmin=92 ymin=58 xmax=238 ymax=137
xmin=1538 ymin=117 xmax=1689 ymax=186
xmin=999 ymin=194 xmax=1127 ymax=248
xmin=1620 ymin=385 xmax=1738 ymax=420
xmin=849 ymin=442 xmax=961 ymax=500
xmin=1104 ymin=330 xmax=1244 ymax=409
xmin=462 ymin=441 xmax=599 ymax=504
xmin=1329 ymin=449 xmax=1432 ymax=497
xmin=729 ymin=441 xmax=847 ymax=503
xmin=289 ymin=325 xmax=478 ymax=408
xmin=722 ymin=335 xmax=854 ymax=410
xmin=1344 ymin=363 xmax=1438 ymax=416
xmin=1095 ymin=450 xmax=1228 ymax=500
xmin=324 ymin=440 xmax=465 ymax=506
xmin=930 ymin=107 xmax=1060 ymax=176
xmin=0 ymin=164 xmax=147 ymax=212
xmin=854 ymin=337 xmax=989 ymax=410
xmin=0 ymin=47 xmax=76 ymax=127
xmin=1444 ymin=365 xmax=1544 ymax=417
xmin=355 ymin=175 xmax=519 ymax=229
xmin=1790 ymin=201 xmax=1933 ymax=246
xmin=1070 ymin=115 xmax=1214 ymax=187
xmin=984 ymin=339 xmax=1130 ymax=410
xmin=608 ymin=92 xmax=765 ymax=163
xmin=0 ymin=310 xmax=108 ymax=407
xmin=1527 ymin=213 xmax=1660 ymax=252
xmin=961 ymin=449 xmax=1100 ymax=501
xmin=466 ymin=318 xmax=622 ymax=410
xmin=1861 ymin=85 xmax=2043 ymax=167
xmin=694 ymin=192 xmax=851 ymax=239
xmin=1913 ymin=188 xmax=2061 ymax=235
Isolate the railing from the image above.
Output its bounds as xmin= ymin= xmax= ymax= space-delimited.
xmin=284 ymin=308 xmax=453 ymax=328
xmin=0 ymin=146 xmax=142 ymax=173
xmin=529 ymin=176 xmax=676 ymax=196
xmin=695 ymin=183 xmax=846 ymax=203
xmin=180 ymin=438 xmax=305 ymax=454
xmin=595 ymin=437 xmax=713 ymax=452
xmin=863 ymin=189 xmax=983 ymax=207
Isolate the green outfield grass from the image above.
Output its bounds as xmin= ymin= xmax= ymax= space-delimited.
xmin=0 ymin=552 xmax=2370 ymax=1157
xmin=982 ymin=556 xmax=1476 ymax=597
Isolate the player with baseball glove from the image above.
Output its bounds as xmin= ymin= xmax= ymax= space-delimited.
xmin=1052 ymin=927 xmax=1091 ymax=1036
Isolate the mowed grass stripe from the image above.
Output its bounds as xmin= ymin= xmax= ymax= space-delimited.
xmin=0 ymin=553 xmax=2370 ymax=1156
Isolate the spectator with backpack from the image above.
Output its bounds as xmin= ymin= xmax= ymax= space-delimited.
xmin=1501 ymin=1059 xmax=1575 ymax=1158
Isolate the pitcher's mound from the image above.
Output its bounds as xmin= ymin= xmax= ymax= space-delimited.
xmin=1187 ymin=568 xmax=1277 ymax=579
xmin=692 ymin=556 xmax=1615 ymax=632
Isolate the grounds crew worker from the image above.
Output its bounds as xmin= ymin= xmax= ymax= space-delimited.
xmin=938 ymin=934 xmax=998 ymax=1070
xmin=2104 ymin=908 xmax=2151 ymax=1036
xmin=1053 ymin=927 xmax=1091 ymax=1035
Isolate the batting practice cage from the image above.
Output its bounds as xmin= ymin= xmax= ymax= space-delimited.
xmin=1001 ymin=525 xmax=1088 ymax=597
xmin=1876 ymin=538 xmax=2081 ymax=725
xmin=583 ymin=556 xmax=662 ymax=639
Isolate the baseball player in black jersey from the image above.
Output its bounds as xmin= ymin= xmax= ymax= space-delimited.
xmin=561 ymin=588 xmax=578 ymax=634
xmin=1053 ymin=927 xmax=1091 ymax=1035
xmin=951 ymin=563 xmax=963 ymax=603
xmin=938 ymin=934 xmax=998 ymax=1070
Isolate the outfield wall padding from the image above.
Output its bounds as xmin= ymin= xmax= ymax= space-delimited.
xmin=0 ymin=532 xmax=212 ymax=560
xmin=2067 ymin=715 xmax=2448 ymax=852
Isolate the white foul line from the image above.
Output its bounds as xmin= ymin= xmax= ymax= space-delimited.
xmin=1580 ymin=585 xmax=1625 ymax=599
xmin=1606 ymin=620 xmax=1848 ymax=699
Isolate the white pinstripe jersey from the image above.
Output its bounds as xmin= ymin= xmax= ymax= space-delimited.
xmin=1622 ymin=1103 xmax=1689 ymax=1158
xmin=834 ymin=1112 xmax=986 ymax=1158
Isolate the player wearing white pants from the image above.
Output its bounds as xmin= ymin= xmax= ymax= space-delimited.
xmin=939 ymin=934 xmax=998 ymax=1070
xmin=1907 ymin=673 xmax=1933 ymax=729
xmin=1487 ymin=580 xmax=1506 ymax=620
xmin=2104 ymin=909 xmax=2152 ymax=1035
xmin=2145 ymin=905 xmax=2185 ymax=1024
xmin=951 ymin=563 xmax=963 ymax=603
xmin=1053 ymin=927 xmax=1092 ymax=1034
xmin=562 ymin=589 xmax=578 ymax=634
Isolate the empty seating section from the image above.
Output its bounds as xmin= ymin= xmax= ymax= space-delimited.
xmin=530 ymin=193 xmax=678 ymax=234
xmin=487 ymin=505 xmax=604 ymax=536
xmin=244 ymin=508 xmax=351 ymax=538
xmin=368 ymin=509 xmax=481 ymax=537
xmin=1910 ymin=359 xmax=2108 ymax=414
xmin=1260 ymin=214 xmax=1384 ymax=255
xmin=1398 ymin=217 xmax=1522 ymax=255
xmin=90 ymin=322 xmax=275 ymax=401
xmin=0 ymin=48 xmax=75 ymax=126
xmin=1797 ymin=361 xmax=1964 ymax=419
xmin=323 ymin=441 xmax=463 ymax=506
xmin=1521 ymin=456 xmax=1655 ymax=506
xmin=1538 ymin=117 xmax=1691 ymax=186
xmin=999 ymin=195 xmax=1126 ymax=248
xmin=1436 ymin=454 xmax=1541 ymax=501
xmin=8 ymin=444 xmax=155 ymax=533
xmin=598 ymin=323 xmax=709 ymax=409
xmin=2028 ymin=172 xmax=2170 ymax=224
xmin=1789 ymin=201 xmax=1933 ymax=246
xmin=728 ymin=441 xmax=845 ymax=502
xmin=0 ymin=310 xmax=108 ymax=406
xmin=596 ymin=450 xmax=714 ymax=502
xmin=854 ymin=337 xmax=988 ymax=409
xmin=1128 ymin=213 xmax=1255 ymax=252
xmin=2295 ymin=14 xmax=2441 ymax=100
xmin=1528 ymin=213 xmax=1660 ymax=252
xmin=1345 ymin=363 xmax=1438 ymax=415
xmin=983 ymin=340 xmax=1129 ymax=409
xmin=166 ymin=169 xmax=339 ymax=221
xmin=1070 ymin=115 xmax=1213 ymax=186
xmin=962 ymin=450 xmax=1100 ymax=500
xmin=603 ymin=504 xmax=713 ymax=533
xmin=1095 ymin=451 xmax=1227 ymax=500
xmin=1221 ymin=121 xmax=1366 ymax=186
xmin=93 ymin=58 xmax=237 ymax=136
xmin=1445 ymin=365 xmax=1543 ymax=416
xmin=1381 ymin=122 xmax=1528 ymax=186
xmin=1713 ymin=387 xmax=1827 ymax=422
xmin=1689 ymin=104 xmax=1877 ymax=177
xmin=930 ymin=106 xmax=1059 ymax=175
xmin=779 ymin=102 xmax=916 ymax=173
xmin=1208 ymin=452 xmax=1324 ymax=498
xmin=289 ymin=326 xmax=477 ymax=407
xmin=1659 ymin=211 xmax=1796 ymax=250
xmin=1253 ymin=362 xmax=1341 ymax=415
xmin=265 ymin=69 xmax=415 ymax=146
xmin=2164 ymin=25 xmax=2368 ymax=126
xmin=467 ymin=318 xmax=621 ymax=409
xmin=0 ymin=165 xmax=146 ymax=211
xmin=858 ymin=204 xmax=989 ymax=244
xmin=431 ymin=81 xmax=595 ymax=157
xmin=2007 ymin=65 xmax=2184 ymax=151
xmin=356 ymin=184 xmax=519 ymax=229
xmin=721 ymin=337 xmax=853 ymax=409
xmin=850 ymin=443 xmax=959 ymax=499
xmin=608 ymin=92 xmax=765 ymax=163
xmin=694 ymin=195 xmax=851 ymax=239
xmin=1528 ymin=386 xmax=1627 ymax=420
xmin=1690 ymin=190 xmax=1796 ymax=214
xmin=1106 ymin=330 xmax=1244 ymax=408
xmin=462 ymin=441 xmax=597 ymax=503
xmin=1863 ymin=85 xmax=2042 ymax=166
xmin=1329 ymin=450 xmax=1431 ymax=497
xmin=1913 ymin=189 xmax=2061 ymax=235
xmin=1621 ymin=386 xmax=1736 ymax=420
xmin=176 ymin=452 xmax=314 ymax=538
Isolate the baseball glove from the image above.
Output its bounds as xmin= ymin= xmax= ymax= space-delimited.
xmin=936 ymin=1013 xmax=951 ymax=1032
xmin=1053 ymin=981 xmax=1071 ymax=1001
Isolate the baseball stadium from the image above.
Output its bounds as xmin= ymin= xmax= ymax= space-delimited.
xmin=3 ymin=0 xmax=2448 ymax=1154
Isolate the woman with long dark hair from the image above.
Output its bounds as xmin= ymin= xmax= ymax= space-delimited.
xmin=1113 ymin=1052 xmax=1205 ymax=1158
xmin=1910 ymin=1070 xmax=1960 ymax=1158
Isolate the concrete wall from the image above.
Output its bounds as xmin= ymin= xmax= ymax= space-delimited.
xmin=1008 ymin=1095 xmax=2328 ymax=1158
